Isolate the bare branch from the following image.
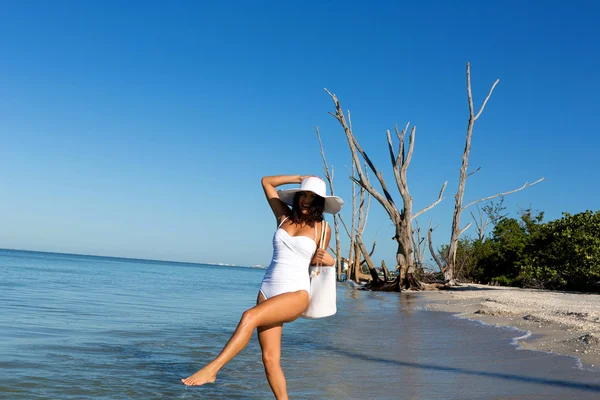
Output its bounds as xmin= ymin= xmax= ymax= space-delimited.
xmin=357 ymin=236 xmax=377 ymax=264
xmin=402 ymin=126 xmax=416 ymax=173
xmin=427 ymin=221 xmax=446 ymax=274
xmin=470 ymin=210 xmax=480 ymax=230
xmin=315 ymin=126 xmax=333 ymax=184
xmin=387 ymin=129 xmax=396 ymax=168
xmin=411 ymin=222 xmax=419 ymax=267
xmin=348 ymin=159 xmax=357 ymax=267
xmin=356 ymin=143 xmax=397 ymax=209
xmin=396 ymin=123 xmax=409 ymax=166
xmin=411 ymin=219 xmax=426 ymax=270
xmin=363 ymin=184 xmax=372 ymax=233
xmin=412 ymin=181 xmax=448 ymax=221
xmin=355 ymin=235 xmax=381 ymax=283
xmin=467 ymin=63 xmax=475 ymax=118
xmin=357 ymin=180 xmax=367 ymax=235
xmin=471 ymin=205 xmax=490 ymax=242
xmin=326 ymin=88 xmax=399 ymax=221
xmin=467 ymin=167 xmax=481 ymax=177
xmin=337 ymin=213 xmax=352 ymax=239
xmin=428 ymin=221 xmax=445 ymax=273
xmin=467 ymin=62 xmax=500 ymax=121
xmin=387 ymin=129 xmax=406 ymax=207
xmin=475 ymin=81 xmax=500 ymax=120
xmin=462 ymin=178 xmax=546 ymax=212
xmin=348 ymin=109 xmax=353 ymax=133
xmin=367 ymin=239 xmax=376 ymax=257
xmin=459 ymin=223 xmax=472 ymax=237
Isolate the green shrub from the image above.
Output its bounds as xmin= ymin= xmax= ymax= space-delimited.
xmin=519 ymin=210 xmax=600 ymax=291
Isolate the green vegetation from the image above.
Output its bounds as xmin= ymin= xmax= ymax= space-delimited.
xmin=432 ymin=209 xmax=600 ymax=292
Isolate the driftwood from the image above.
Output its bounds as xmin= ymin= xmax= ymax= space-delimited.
xmin=381 ymin=260 xmax=390 ymax=283
xmin=356 ymin=235 xmax=400 ymax=291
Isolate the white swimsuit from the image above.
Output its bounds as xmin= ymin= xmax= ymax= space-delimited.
xmin=259 ymin=217 xmax=317 ymax=299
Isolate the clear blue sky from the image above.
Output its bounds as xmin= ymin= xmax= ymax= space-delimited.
xmin=1 ymin=1 xmax=598 ymax=267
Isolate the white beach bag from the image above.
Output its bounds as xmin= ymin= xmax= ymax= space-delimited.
xmin=302 ymin=221 xmax=337 ymax=319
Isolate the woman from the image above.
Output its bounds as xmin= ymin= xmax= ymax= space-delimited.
xmin=182 ymin=175 xmax=343 ymax=399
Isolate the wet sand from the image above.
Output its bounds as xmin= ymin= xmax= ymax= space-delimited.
xmin=293 ymin=287 xmax=600 ymax=399
xmin=416 ymin=283 xmax=600 ymax=370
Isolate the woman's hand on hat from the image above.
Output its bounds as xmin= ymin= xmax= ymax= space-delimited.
xmin=299 ymin=175 xmax=318 ymax=183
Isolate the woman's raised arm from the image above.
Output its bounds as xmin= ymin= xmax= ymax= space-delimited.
xmin=261 ymin=175 xmax=308 ymax=222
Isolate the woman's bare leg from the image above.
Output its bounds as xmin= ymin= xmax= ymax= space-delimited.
xmin=181 ymin=290 xmax=308 ymax=386
xmin=257 ymin=292 xmax=287 ymax=400
xmin=258 ymin=324 xmax=286 ymax=399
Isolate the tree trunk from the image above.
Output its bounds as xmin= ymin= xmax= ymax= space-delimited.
xmin=396 ymin=222 xmax=421 ymax=290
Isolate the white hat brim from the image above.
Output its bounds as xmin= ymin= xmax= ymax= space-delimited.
xmin=277 ymin=189 xmax=344 ymax=214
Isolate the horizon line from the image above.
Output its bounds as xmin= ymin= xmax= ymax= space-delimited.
xmin=0 ymin=247 xmax=260 ymax=269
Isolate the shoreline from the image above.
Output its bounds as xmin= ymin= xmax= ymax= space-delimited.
xmin=411 ymin=284 xmax=600 ymax=370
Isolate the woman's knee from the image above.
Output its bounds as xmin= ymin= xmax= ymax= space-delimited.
xmin=241 ymin=309 xmax=257 ymax=328
xmin=262 ymin=352 xmax=281 ymax=371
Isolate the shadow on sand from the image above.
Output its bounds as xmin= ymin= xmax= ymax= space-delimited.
xmin=321 ymin=344 xmax=600 ymax=393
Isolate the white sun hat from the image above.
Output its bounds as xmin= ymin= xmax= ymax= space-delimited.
xmin=277 ymin=177 xmax=344 ymax=214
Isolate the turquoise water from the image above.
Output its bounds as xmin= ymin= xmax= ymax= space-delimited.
xmin=1 ymin=249 xmax=599 ymax=399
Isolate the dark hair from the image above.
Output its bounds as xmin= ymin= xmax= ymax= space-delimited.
xmin=289 ymin=191 xmax=325 ymax=226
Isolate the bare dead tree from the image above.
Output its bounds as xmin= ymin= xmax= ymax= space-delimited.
xmin=427 ymin=222 xmax=445 ymax=274
xmin=470 ymin=205 xmax=490 ymax=243
xmin=482 ymin=197 xmax=509 ymax=227
xmin=411 ymin=219 xmax=427 ymax=273
xmin=348 ymin=159 xmax=357 ymax=278
xmin=354 ymin=164 xmax=373 ymax=282
xmin=337 ymin=160 xmax=373 ymax=283
xmin=326 ymin=89 xmax=447 ymax=290
xmin=315 ymin=126 xmax=343 ymax=281
xmin=445 ymin=63 xmax=545 ymax=284
xmin=471 ymin=197 xmax=508 ymax=242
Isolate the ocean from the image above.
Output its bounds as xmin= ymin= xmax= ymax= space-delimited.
xmin=1 ymin=249 xmax=599 ymax=399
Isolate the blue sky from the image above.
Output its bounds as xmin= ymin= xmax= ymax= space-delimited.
xmin=1 ymin=1 xmax=598 ymax=267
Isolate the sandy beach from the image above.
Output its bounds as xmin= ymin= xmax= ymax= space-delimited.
xmin=416 ymin=284 xmax=600 ymax=369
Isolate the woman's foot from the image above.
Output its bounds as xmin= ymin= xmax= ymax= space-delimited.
xmin=181 ymin=365 xmax=217 ymax=386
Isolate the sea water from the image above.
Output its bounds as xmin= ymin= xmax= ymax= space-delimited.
xmin=1 ymin=249 xmax=598 ymax=399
